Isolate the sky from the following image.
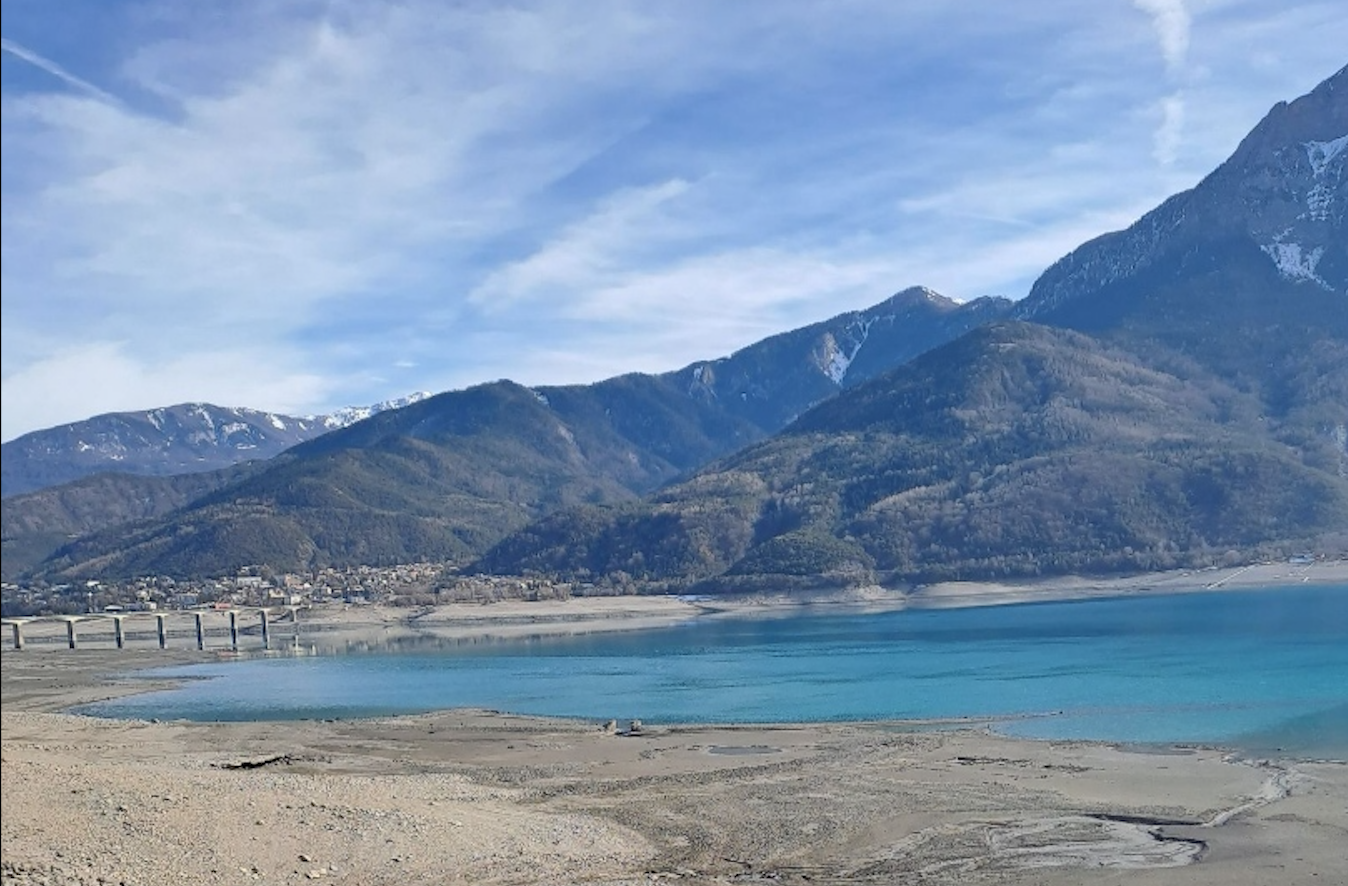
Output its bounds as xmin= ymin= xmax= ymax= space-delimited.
xmin=2 ymin=1 xmax=1345 ymax=442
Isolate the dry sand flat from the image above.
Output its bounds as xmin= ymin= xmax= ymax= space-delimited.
xmin=3 ymin=648 xmax=1346 ymax=885
xmin=907 ymin=559 xmax=1348 ymax=610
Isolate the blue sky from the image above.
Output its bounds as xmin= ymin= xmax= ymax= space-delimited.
xmin=2 ymin=0 xmax=1344 ymax=441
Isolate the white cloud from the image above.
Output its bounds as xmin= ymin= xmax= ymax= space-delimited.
xmin=1152 ymin=92 xmax=1187 ymax=165
xmin=469 ymin=179 xmax=694 ymax=310
xmin=1130 ymin=0 xmax=1190 ymax=168
xmin=1133 ymin=0 xmax=1191 ymax=73
xmin=0 ymin=342 xmax=330 ymax=440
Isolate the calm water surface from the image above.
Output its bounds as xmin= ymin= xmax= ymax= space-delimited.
xmin=78 ymin=585 xmax=1348 ymax=756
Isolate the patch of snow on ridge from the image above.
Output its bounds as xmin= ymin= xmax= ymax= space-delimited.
xmin=1261 ymin=241 xmax=1328 ymax=287
xmin=269 ymin=415 xmax=287 ymax=431
xmin=821 ymin=319 xmax=875 ymax=385
xmin=1305 ymin=183 xmax=1334 ymax=221
xmin=320 ymin=392 xmax=432 ymax=429
xmin=825 ymin=347 xmax=850 ymax=385
xmin=1305 ymin=135 xmax=1348 ymax=177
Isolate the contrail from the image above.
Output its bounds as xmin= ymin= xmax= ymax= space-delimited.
xmin=1 ymin=37 xmax=121 ymax=104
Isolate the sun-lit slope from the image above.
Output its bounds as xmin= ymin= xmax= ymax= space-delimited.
xmin=475 ymin=322 xmax=1348 ymax=589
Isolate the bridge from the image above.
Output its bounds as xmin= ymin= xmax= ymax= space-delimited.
xmin=1 ymin=606 xmax=304 ymax=652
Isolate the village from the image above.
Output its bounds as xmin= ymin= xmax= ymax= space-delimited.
xmin=0 ymin=562 xmax=638 ymax=620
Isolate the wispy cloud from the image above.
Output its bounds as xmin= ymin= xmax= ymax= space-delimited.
xmin=2 ymin=0 xmax=1345 ymax=441
xmin=1133 ymin=0 xmax=1191 ymax=73
xmin=1 ymin=38 xmax=122 ymax=104
xmin=1151 ymin=92 xmax=1188 ymax=166
xmin=1 ymin=342 xmax=329 ymax=434
xmin=469 ymin=179 xmax=695 ymax=311
xmin=1131 ymin=0 xmax=1191 ymax=166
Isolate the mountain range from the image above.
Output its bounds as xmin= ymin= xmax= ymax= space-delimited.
xmin=1 ymin=393 xmax=433 ymax=498
xmin=3 ymin=65 xmax=1345 ymax=587
xmin=2 ymin=289 xmax=1009 ymax=581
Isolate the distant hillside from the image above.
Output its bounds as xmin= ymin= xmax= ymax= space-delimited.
xmin=15 ymin=292 xmax=1006 ymax=580
xmin=0 ymin=465 xmax=255 ymax=582
xmin=475 ymin=323 xmax=1348 ymax=589
xmin=1 ymin=394 xmax=431 ymax=498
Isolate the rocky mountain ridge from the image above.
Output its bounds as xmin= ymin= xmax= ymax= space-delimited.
xmin=1016 ymin=64 xmax=1346 ymax=319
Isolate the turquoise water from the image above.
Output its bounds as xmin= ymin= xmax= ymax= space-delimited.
xmin=77 ymin=585 xmax=1348 ymax=756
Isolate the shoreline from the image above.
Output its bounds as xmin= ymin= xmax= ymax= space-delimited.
xmin=6 ymin=559 xmax=1345 ymax=655
xmin=695 ymin=558 xmax=1348 ymax=617
xmin=4 ymin=565 xmax=1343 ymax=758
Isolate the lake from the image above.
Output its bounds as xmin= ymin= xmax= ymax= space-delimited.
xmin=77 ymin=584 xmax=1348 ymax=757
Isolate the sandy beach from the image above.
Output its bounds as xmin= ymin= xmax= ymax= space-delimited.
xmin=3 ymin=564 xmax=1346 ymax=885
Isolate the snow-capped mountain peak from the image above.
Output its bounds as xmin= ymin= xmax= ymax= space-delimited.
xmin=318 ymin=392 xmax=434 ymax=429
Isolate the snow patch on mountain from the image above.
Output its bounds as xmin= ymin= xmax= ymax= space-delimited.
xmin=1332 ymin=423 xmax=1348 ymax=478
xmin=825 ymin=349 xmax=851 ymax=384
xmin=1305 ymin=135 xmax=1348 ymax=177
xmin=1305 ymin=184 xmax=1335 ymax=222
xmin=1261 ymin=240 xmax=1328 ymax=287
xmin=320 ymin=392 xmax=432 ymax=429
xmin=188 ymin=405 xmax=215 ymax=433
xmin=818 ymin=319 xmax=876 ymax=385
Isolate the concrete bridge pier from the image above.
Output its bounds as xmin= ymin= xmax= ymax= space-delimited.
xmin=110 ymin=615 xmax=128 ymax=649
xmin=259 ymin=610 xmax=271 ymax=650
xmin=194 ymin=613 xmax=206 ymax=650
xmin=9 ymin=621 xmax=23 ymax=650
xmin=66 ymin=618 xmax=78 ymax=650
xmin=156 ymin=613 xmax=168 ymax=649
xmin=229 ymin=610 xmax=239 ymax=650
